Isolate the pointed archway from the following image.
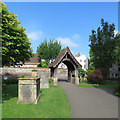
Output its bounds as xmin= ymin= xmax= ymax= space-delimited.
xmin=49 ymin=47 xmax=82 ymax=85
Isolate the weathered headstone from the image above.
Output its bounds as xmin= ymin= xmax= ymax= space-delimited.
xmin=18 ymin=70 xmax=40 ymax=104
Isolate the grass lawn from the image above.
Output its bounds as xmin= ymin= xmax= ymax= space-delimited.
xmin=79 ymin=80 xmax=118 ymax=89
xmin=0 ymin=104 xmax=1 ymax=120
xmin=2 ymin=83 xmax=72 ymax=118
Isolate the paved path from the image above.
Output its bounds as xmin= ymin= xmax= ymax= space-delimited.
xmin=58 ymin=81 xmax=118 ymax=118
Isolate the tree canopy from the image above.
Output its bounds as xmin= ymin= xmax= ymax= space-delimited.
xmin=1 ymin=3 xmax=33 ymax=67
xmin=37 ymin=39 xmax=61 ymax=65
xmin=114 ymin=34 xmax=120 ymax=70
xmin=89 ymin=19 xmax=116 ymax=72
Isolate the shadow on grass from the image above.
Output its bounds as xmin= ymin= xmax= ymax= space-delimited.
xmin=94 ymin=81 xmax=118 ymax=96
xmin=2 ymin=84 xmax=18 ymax=103
xmin=80 ymin=80 xmax=119 ymax=97
xmin=95 ymin=87 xmax=115 ymax=96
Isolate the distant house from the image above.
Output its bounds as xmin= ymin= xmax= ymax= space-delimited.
xmin=19 ymin=54 xmax=40 ymax=68
xmin=75 ymin=53 xmax=89 ymax=70
xmin=109 ymin=64 xmax=120 ymax=77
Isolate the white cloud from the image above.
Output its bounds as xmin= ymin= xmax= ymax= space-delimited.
xmin=114 ymin=30 xmax=118 ymax=36
xmin=114 ymin=30 xmax=120 ymax=36
xmin=27 ymin=31 xmax=43 ymax=40
xmin=57 ymin=37 xmax=79 ymax=47
xmin=72 ymin=34 xmax=80 ymax=40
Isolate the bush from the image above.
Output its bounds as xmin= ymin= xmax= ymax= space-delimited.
xmin=114 ymin=80 xmax=120 ymax=96
xmin=18 ymin=75 xmax=25 ymax=78
xmin=108 ymin=76 xmax=120 ymax=81
xmin=49 ymin=79 xmax=53 ymax=87
xmin=86 ymin=69 xmax=94 ymax=81
xmin=3 ymin=77 xmax=18 ymax=84
xmin=2 ymin=73 xmax=18 ymax=84
xmin=81 ymin=80 xmax=88 ymax=83
xmin=87 ymin=68 xmax=106 ymax=84
xmin=78 ymin=67 xmax=85 ymax=78
xmin=37 ymin=64 xmax=42 ymax=67
xmin=86 ymin=70 xmax=94 ymax=78
xmin=49 ymin=79 xmax=52 ymax=84
xmin=42 ymin=61 xmax=48 ymax=68
xmin=115 ymin=92 xmax=120 ymax=96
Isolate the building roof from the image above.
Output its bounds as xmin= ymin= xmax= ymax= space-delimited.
xmin=49 ymin=47 xmax=82 ymax=68
xmin=75 ymin=53 xmax=80 ymax=57
xmin=24 ymin=54 xmax=40 ymax=64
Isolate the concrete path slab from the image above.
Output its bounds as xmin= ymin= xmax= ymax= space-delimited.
xmin=58 ymin=81 xmax=118 ymax=118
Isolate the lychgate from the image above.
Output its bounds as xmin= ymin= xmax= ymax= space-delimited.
xmin=49 ymin=47 xmax=82 ymax=85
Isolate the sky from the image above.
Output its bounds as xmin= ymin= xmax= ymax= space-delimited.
xmin=4 ymin=2 xmax=118 ymax=58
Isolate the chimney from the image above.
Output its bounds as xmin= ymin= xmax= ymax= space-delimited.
xmin=77 ymin=53 xmax=80 ymax=57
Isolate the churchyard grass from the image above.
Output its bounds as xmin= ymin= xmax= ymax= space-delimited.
xmin=79 ymin=80 xmax=118 ymax=89
xmin=2 ymin=83 xmax=72 ymax=118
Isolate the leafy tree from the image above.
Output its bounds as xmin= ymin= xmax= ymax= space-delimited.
xmin=1 ymin=3 xmax=33 ymax=67
xmin=49 ymin=39 xmax=61 ymax=62
xmin=37 ymin=39 xmax=49 ymax=65
xmin=89 ymin=19 xmax=116 ymax=73
xmin=114 ymin=34 xmax=120 ymax=71
xmin=0 ymin=3 xmax=2 ymax=67
xmin=37 ymin=39 xmax=61 ymax=65
xmin=78 ymin=67 xmax=85 ymax=78
xmin=89 ymin=48 xmax=95 ymax=70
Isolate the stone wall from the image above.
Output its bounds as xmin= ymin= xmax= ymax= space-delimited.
xmin=0 ymin=67 xmax=68 ymax=87
xmin=0 ymin=67 xmax=50 ymax=88
xmin=56 ymin=68 xmax=68 ymax=80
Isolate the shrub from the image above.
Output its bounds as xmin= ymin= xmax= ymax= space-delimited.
xmin=87 ymin=68 xmax=106 ymax=84
xmin=18 ymin=75 xmax=25 ymax=78
xmin=3 ymin=77 xmax=18 ymax=84
xmin=37 ymin=64 xmax=42 ymax=67
xmin=42 ymin=61 xmax=48 ymax=68
xmin=49 ymin=79 xmax=52 ymax=84
xmin=86 ymin=70 xmax=94 ymax=79
xmin=115 ymin=92 xmax=120 ymax=96
xmin=81 ymin=80 xmax=88 ymax=83
xmin=114 ymin=80 xmax=120 ymax=96
xmin=78 ymin=67 xmax=85 ymax=78
xmin=49 ymin=79 xmax=53 ymax=87
xmin=2 ymin=73 xmax=18 ymax=84
xmin=108 ymin=76 xmax=120 ymax=81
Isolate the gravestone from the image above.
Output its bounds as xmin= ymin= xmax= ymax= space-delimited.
xmin=18 ymin=70 xmax=40 ymax=104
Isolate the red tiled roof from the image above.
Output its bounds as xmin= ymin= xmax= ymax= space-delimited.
xmin=25 ymin=53 xmax=40 ymax=64
xmin=49 ymin=47 xmax=82 ymax=68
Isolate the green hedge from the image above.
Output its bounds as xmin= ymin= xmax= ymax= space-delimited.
xmin=2 ymin=77 xmax=18 ymax=84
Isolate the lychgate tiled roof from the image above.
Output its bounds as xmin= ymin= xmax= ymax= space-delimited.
xmin=49 ymin=47 xmax=82 ymax=68
xmin=49 ymin=48 xmax=67 ymax=67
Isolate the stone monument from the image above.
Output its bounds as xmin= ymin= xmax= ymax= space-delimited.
xmin=18 ymin=70 xmax=40 ymax=104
